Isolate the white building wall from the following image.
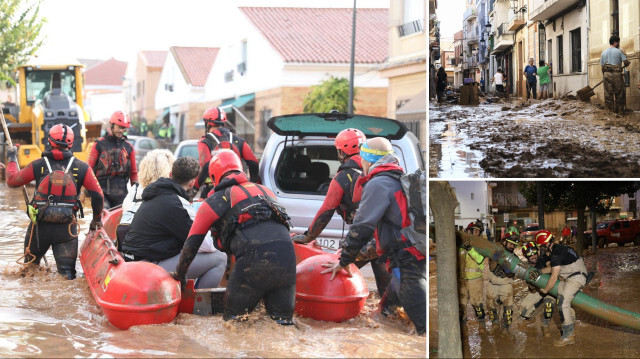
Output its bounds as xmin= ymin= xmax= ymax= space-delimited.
xmin=155 ymin=53 xmax=206 ymax=110
xmin=449 ymin=181 xmax=489 ymax=230
xmin=543 ymin=7 xmax=588 ymax=96
xmin=84 ymin=87 xmax=124 ymax=124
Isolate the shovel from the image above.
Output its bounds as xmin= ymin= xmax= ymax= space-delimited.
xmin=576 ymin=79 xmax=604 ymax=101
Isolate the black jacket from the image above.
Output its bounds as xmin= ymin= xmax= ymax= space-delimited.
xmin=122 ymin=178 xmax=195 ymax=261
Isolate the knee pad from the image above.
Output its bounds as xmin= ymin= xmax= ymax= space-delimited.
xmin=489 ymin=309 xmax=498 ymax=322
xmin=543 ymin=297 xmax=555 ymax=320
xmin=473 ymin=304 xmax=485 ymax=320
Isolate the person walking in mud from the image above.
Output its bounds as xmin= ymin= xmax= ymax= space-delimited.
xmin=320 ymin=137 xmax=426 ymax=335
xmin=601 ymin=35 xmax=630 ymax=114
xmin=536 ymin=230 xmax=587 ymax=346
xmin=6 ymin=124 xmax=104 ymax=279
xmin=486 ymin=229 xmax=518 ymax=332
xmin=436 ymin=66 xmax=448 ymax=103
xmin=524 ymin=57 xmax=538 ymax=100
xmin=492 ymin=69 xmax=505 ymax=97
xmin=516 ymin=241 xmax=555 ymax=337
xmin=457 ymin=222 xmax=487 ymax=332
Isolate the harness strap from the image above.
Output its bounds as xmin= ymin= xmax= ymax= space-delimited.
xmin=565 ymin=271 xmax=587 ymax=280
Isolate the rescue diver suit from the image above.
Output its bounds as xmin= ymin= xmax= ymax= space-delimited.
xmin=175 ymin=172 xmax=296 ymax=324
xmin=196 ymin=127 xmax=259 ymax=198
xmin=6 ymin=148 xmax=104 ymax=279
xmin=87 ymin=134 xmax=138 ymax=208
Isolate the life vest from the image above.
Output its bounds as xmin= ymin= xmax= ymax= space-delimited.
xmin=94 ymin=137 xmax=133 ymax=179
xmin=31 ymin=156 xmax=80 ymax=224
xmin=203 ymin=130 xmax=245 ymax=160
xmin=214 ymin=183 xmax=290 ymax=251
xmin=458 ymin=247 xmax=484 ymax=280
xmin=336 ymin=167 xmax=362 ymax=224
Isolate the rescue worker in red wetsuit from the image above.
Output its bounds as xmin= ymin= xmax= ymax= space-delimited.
xmin=196 ymin=107 xmax=259 ymax=198
xmin=292 ymin=128 xmax=390 ymax=296
xmin=6 ymin=124 xmax=104 ymax=279
xmin=174 ymin=149 xmax=296 ymax=324
xmin=87 ymin=111 xmax=138 ymax=208
xmin=321 ymin=137 xmax=426 ymax=334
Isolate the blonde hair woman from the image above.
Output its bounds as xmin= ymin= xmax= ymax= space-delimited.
xmin=116 ymin=149 xmax=175 ymax=250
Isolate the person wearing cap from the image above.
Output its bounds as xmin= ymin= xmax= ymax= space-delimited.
xmin=458 ymin=222 xmax=487 ymax=332
xmin=486 ymin=229 xmax=518 ymax=332
xmin=320 ymin=137 xmax=426 ymax=335
xmin=517 ymin=241 xmax=555 ymax=337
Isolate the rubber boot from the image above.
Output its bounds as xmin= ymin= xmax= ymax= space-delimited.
xmin=473 ymin=305 xmax=486 ymax=333
xmin=542 ymin=318 xmax=551 ymax=338
xmin=553 ymin=323 xmax=576 ymax=346
xmin=502 ymin=306 xmax=513 ymax=329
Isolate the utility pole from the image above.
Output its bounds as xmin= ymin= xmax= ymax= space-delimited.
xmin=348 ymin=0 xmax=356 ymax=114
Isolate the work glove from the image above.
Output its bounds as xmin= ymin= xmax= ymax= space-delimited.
xmin=171 ymin=271 xmax=187 ymax=293
xmin=89 ymin=218 xmax=102 ymax=231
xmin=7 ymin=145 xmax=17 ymax=163
xmin=528 ymin=268 xmax=542 ymax=283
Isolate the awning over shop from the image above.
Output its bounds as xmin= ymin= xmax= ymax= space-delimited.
xmin=219 ymin=93 xmax=255 ymax=110
xmin=156 ymin=108 xmax=169 ymax=123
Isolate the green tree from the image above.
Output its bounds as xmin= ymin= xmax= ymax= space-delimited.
xmin=302 ymin=76 xmax=355 ymax=113
xmin=0 ymin=0 xmax=45 ymax=84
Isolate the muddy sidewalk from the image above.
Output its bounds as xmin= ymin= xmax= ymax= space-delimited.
xmin=429 ymin=245 xmax=640 ymax=358
xmin=429 ymin=98 xmax=640 ymax=178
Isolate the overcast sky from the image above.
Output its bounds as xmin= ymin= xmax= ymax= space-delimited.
xmin=435 ymin=0 xmax=466 ymax=40
xmin=34 ymin=0 xmax=389 ymax=66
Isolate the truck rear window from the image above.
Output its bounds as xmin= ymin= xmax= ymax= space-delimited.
xmin=275 ymin=145 xmax=339 ymax=194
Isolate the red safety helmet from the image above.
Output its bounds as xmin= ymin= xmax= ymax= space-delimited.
xmin=335 ymin=128 xmax=366 ymax=155
xmin=202 ymin=107 xmax=227 ymax=126
xmin=535 ymin=230 xmax=554 ymax=246
xmin=522 ymin=241 xmax=539 ymax=258
xmin=466 ymin=221 xmax=482 ymax=232
xmin=48 ymin=124 xmax=74 ymax=148
xmin=209 ymin=149 xmax=243 ymax=186
xmin=109 ymin=111 xmax=131 ymax=128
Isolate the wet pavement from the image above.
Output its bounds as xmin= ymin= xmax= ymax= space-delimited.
xmin=429 ymin=98 xmax=640 ymax=178
xmin=429 ymin=244 xmax=640 ymax=358
xmin=0 ymin=183 xmax=426 ymax=357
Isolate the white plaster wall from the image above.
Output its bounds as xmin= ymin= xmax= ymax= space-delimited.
xmin=449 ymin=181 xmax=489 ymax=229
xmin=543 ymin=6 xmax=588 ymax=95
xmin=155 ymin=53 xmax=204 ymax=110
xmin=84 ymin=89 xmax=124 ymax=123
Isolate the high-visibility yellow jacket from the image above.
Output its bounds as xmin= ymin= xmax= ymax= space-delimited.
xmin=458 ymin=247 xmax=484 ymax=280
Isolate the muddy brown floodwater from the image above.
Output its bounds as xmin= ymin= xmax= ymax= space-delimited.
xmin=429 ymin=244 xmax=640 ymax=358
xmin=429 ymin=98 xmax=640 ymax=178
xmin=0 ymin=183 xmax=426 ymax=357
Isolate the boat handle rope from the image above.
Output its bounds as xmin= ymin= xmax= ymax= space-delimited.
xmin=99 ymin=234 xmax=120 ymax=265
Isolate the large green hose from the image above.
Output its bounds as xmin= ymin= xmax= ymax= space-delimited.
xmin=459 ymin=232 xmax=640 ymax=331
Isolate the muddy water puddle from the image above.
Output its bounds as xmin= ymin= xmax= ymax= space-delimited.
xmin=429 ymin=99 xmax=640 ymax=178
xmin=0 ymin=184 xmax=426 ymax=357
xmin=429 ymin=245 xmax=640 ymax=358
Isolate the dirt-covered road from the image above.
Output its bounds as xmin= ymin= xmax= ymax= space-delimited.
xmin=430 ymin=98 xmax=640 ymax=178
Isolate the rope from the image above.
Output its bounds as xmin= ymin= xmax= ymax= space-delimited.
xmin=68 ymin=216 xmax=78 ymax=238
xmin=16 ymin=223 xmax=38 ymax=266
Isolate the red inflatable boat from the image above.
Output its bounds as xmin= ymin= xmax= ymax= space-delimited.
xmin=79 ymin=229 xmax=181 ymax=329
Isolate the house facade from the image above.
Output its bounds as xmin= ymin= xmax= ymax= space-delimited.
xmin=129 ymin=51 xmax=167 ymax=127
xmin=83 ymin=58 xmax=127 ymax=124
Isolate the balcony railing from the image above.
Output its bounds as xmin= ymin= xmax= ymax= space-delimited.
xmin=464 ymin=7 xmax=477 ymax=21
xmin=397 ymin=19 xmax=423 ymax=37
xmin=497 ymin=23 xmax=513 ymax=38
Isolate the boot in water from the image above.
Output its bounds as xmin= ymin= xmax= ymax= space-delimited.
xmin=553 ymin=324 xmax=575 ymax=346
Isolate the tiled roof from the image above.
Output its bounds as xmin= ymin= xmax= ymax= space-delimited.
xmin=240 ymin=7 xmax=388 ymax=64
xmin=84 ymin=58 xmax=127 ymax=86
xmin=141 ymin=51 xmax=168 ymax=68
xmin=170 ymin=46 xmax=219 ymax=87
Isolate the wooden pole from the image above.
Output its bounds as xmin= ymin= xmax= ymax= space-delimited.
xmin=0 ymin=107 xmax=30 ymax=205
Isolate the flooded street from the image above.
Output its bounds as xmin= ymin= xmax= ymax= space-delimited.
xmin=429 ymin=98 xmax=640 ymax=178
xmin=429 ymin=244 xmax=640 ymax=358
xmin=0 ymin=184 xmax=426 ymax=357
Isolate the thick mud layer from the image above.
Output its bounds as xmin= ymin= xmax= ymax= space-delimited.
xmin=430 ymin=98 xmax=640 ymax=178
xmin=429 ymin=244 xmax=640 ymax=358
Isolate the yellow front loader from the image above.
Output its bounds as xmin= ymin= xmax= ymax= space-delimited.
xmin=1 ymin=63 xmax=102 ymax=167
